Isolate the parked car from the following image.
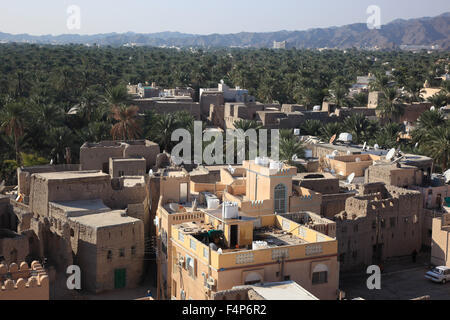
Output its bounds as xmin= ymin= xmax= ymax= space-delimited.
xmin=425 ymin=266 xmax=450 ymax=284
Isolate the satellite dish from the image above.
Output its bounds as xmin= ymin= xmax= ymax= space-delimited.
xmin=362 ymin=142 xmax=367 ymax=151
xmin=292 ymin=154 xmax=298 ymax=161
xmin=347 ymin=150 xmax=351 ymax=155
xmin=374 ymin=144 xmax=380 ymax=150
xmin=386 ymin=148 xmax=396 ymax=161
xmin=149 ymin=169 xmax=153 ymax=175
xmin=347 ymin=173 xmax=356 ymax=184
xmin=430 ymin=106 xmax=436 ymax=111
xmin=415 ymin=142 xmax=419 ymax=149
xmin=332 ymin=150 xmax=339 ymax=157
xmin=329 ymin=134 xmax=337 ymax=145
xmin=50 ymin=159 xmax=54 ymax=165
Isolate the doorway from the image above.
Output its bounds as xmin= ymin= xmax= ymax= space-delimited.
xmin=230 ymin=225 xmax=238 ymax=248
xmin=114 ymin=268 xmax=127 ymax=289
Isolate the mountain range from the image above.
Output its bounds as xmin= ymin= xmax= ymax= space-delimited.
xmin=1 ymin=12 xmax=450 ymax=50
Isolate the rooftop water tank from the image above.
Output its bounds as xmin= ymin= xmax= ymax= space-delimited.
xmin=207 ymin=198 xmax=220 ymax=210
xmin=313 ymin=105 xmax=321 ymax=111
xmin=339 ymin=133 xmax=353 ymax=142
xmin=269 ymin=161 xmax=283 ymax=170
xmin=222 ymin=202 xmax=239 ymax=219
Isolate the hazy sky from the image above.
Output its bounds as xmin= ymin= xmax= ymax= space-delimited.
xmin=1 ymin=0 xmax=449 ymax=35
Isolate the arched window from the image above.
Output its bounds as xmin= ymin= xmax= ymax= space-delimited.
xmin=274 ymin=184 xmax=287 ymax=214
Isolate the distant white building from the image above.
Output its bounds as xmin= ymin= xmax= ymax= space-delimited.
xmin=200 ymin=80 xmax=255 ymax=103
xmin=273 ymin=41 xmax=287 ymax=49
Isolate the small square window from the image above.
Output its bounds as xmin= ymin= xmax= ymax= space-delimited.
xmin=119 ymin=248 xmax=125 ymax=257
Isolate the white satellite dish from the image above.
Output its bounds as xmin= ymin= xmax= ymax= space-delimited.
xmin=347 ymin=150 xmax=351 ymax=155
xmin=332 ymin=150 xmax=339 ymax=157
xmin=374 ymin=144 xmax=380 ymax=150
xmin=50 ymin=159 xmax=54 ymax=165
xmin=362 ymin=142 xmax=367 ymax=151
xmin=386 ymin=148 xmax=396 ymax=161
xmin=149 ymin=169 xmax=153 ymax=175
xmin=415 ymin=142 xmax=419 ymax=149
xmin=330 ymin=169 xmax=336 ymax=174
xmin=292 ymin=154 xmax=298 ymax=161
xmin=347 ymin=172 xmax=356 ymax=184
xmin=430 ymin=106 xmax=436 ymax=111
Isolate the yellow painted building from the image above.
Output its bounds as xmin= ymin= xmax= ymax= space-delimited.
xmin=155 ymin=159 xmax=338 ymax=300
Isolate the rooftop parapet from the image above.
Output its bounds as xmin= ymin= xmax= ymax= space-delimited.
xmin=0 ymin=261 xmax=49 ymax=299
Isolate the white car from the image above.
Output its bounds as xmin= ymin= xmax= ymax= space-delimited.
xmin=425 ymin=266 xmax=450 ymax=284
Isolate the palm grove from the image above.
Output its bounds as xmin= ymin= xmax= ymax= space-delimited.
xmin=0 ymin=44 xmax=449 ymax=184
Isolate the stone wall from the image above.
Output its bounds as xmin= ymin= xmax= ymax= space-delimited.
xmin=0 ymin=229 xmax=29 ymax=265
xmin=336 ymin=185 xmax=423 ymax=272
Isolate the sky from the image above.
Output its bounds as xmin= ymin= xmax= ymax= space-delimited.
xmin=1 ymin=0 xmax=449 ymax=36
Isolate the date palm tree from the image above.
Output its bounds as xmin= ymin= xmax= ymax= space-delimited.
xmin=110 ymin=105 xmax=142 ymax=141
xmin=152 ymin=113 xmax=178 ymax=152
xmin=343 ymin=114 xmax=371 ymax=144
xmin=376 ymin=87 xmax=405 ymax=122
xmin=320 ymin=122 xmax=343 ymax=142
xmin=104 ymin=85 xmax=129 ymax=107
xmin=427 ymin=92 xmax=448 ymax=109
xmin=0 ymin=102 xmax=26 ymax=165
xmin=412 ymin=110 xmax=446 ymax=148
xmin=280 ymin=137 xmax=305 ymax=163
xmin=300 ymin=120 xmax=322 ymax=136
xmin=421 ymin=125 xmax=450 ymax=172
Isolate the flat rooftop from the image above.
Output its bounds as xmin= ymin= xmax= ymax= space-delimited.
xmin=246 ymin=281 xmax=319 ymax=300
xmin=50 ymin=199 xmax=110 ymax=217
xmin=294 ymin=172 xmax=337 ymax=181
xmin=68 ymin=210 xmax=141 ymax=229
xmin=35 ymin=170 xmax=108 ymax=180
xmin=177 ymin=221 xmax=308 ymax=253
xmin=309 ymin=141 xmax=433 ymax=163
xmin=253 ymin=226 xmax=308 ymax=246
xmin=111 ymin=157 xmax=145 ymax=162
